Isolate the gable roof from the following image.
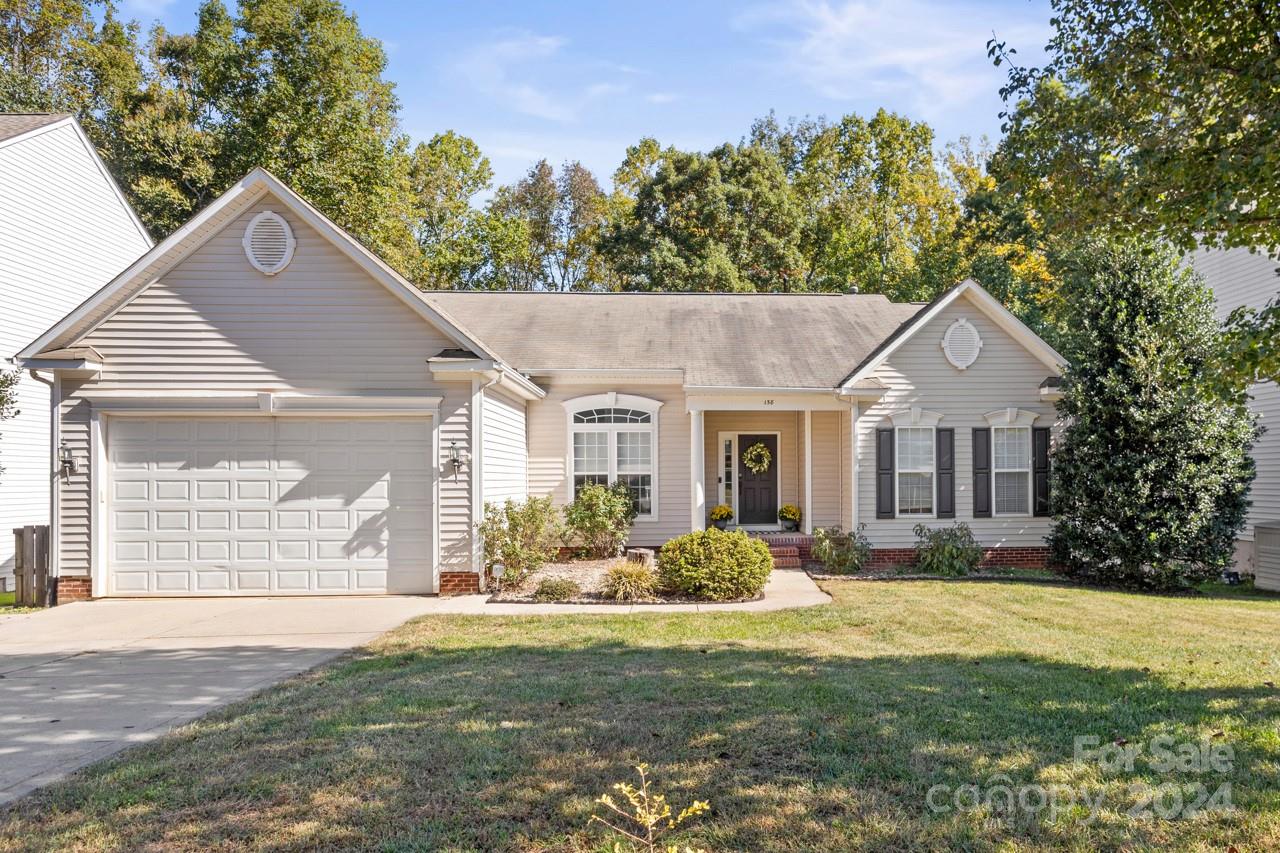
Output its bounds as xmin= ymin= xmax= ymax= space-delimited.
xmin=0 ymin=113 xmax=152 ymax=248
xmin=19 ymin=167 xmax=499 ymax=362
xmin=425 ymin=291 xmax=921 ymax=388
xmin=837 ymin=279 xmax=1066 ymax=390
xmin=0 ymin=112 xmax=69 ymax=143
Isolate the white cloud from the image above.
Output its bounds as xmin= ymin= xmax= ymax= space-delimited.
xmin=454 ymin=33 xmax=634 ymax=123
xmin=455 ymin=33 xmax=575 ymax=121
xmin=735 ymin=0 xmax=1048 ymax=117
xmin=645 ymin=93 xmax=681 ymax=104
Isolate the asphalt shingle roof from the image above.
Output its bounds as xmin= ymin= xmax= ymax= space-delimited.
xmin=0 ymin=113 xmax=69 ymax=143
xmin=423 ymin=291 xmax=923 ymax=388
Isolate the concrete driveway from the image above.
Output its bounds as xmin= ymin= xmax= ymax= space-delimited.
xmin=0 ymin=596 xmax=438 ymax=805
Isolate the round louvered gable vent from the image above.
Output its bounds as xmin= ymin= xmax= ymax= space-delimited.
xmin=242 ymin=211 xmax=296 ymax=275
xmin=941 ymin=318 xmax=982 ymax=370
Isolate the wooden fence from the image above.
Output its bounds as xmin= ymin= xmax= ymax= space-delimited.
xmin=12 ymin=525 xmax=52 ymax=607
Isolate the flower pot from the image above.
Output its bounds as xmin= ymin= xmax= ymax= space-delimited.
xmin=781 ymin=520 xmax=799 ymax=532
xmin=713 ymin=519 xmax=729 ymax=530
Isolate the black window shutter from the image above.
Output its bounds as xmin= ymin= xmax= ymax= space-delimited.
xmin=875 ymin=428 xmax=895 ymax=519
xmin=936 ymin=428 xmax=955 ymax=519
xmin=1033 ymin=426 xmax=1051 ymax=517
xmin=972 ymin=427 xmax=992 ymax=518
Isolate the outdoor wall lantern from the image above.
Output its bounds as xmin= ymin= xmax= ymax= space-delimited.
xmin=448 ymin=440 xmax=467 ymax=479
xmin=59 ymin=440 xmax=77 ymax=476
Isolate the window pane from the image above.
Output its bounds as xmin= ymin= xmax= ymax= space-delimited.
xmin=897 ymin=428 xmax=934 ymax=471
xmin=572 ymin=431 xmax=608 ymax=474
xmin=617 ymin=473 xmax=652 ymax=515
xmin=995 ymin=471 xmax=1029 ymax=515
xmin=616 ymin=431 xmax=652 ymax=472
xmin=898 ymin=472 xmax=933 ymax=515
xmin=573 ymin=473 xmax=608 ymax=499
xmin=723 ymin=439 xmax=733 ymax=505
xmin=573 ymin=408 xmax=651 ymax=424
xmin=994 ymin=428 xmax=1030 ymax=470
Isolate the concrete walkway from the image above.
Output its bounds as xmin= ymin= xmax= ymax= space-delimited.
xmin=426 ymin=567 xmax=832 ymax=614
xmin=0 ymin=569 xmax=828 ymax=804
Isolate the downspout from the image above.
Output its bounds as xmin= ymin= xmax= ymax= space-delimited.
xmin=27 ymin=369 xmax=59 ymax=583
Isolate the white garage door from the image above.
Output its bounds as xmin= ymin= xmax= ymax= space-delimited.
xmin=107 ymin=417 xmax=435 ymax=596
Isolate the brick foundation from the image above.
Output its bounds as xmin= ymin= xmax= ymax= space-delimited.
xmin=867 ymin=546 xmax=1052 ymax=570
xmin=55 ymin=576 xmax=92 ymax=603
xmin=439 ymin=571 xmax=482 ymax=596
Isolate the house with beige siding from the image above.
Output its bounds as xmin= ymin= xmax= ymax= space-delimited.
xmin=0 ymin=114 xmax=152 ymax=589
xmin=16 ymin=168 xmax=1066 ymax=600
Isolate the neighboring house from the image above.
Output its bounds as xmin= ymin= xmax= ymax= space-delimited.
xmin=0 ymin=114 xmax=152 ymax=588
xmin=17 ymin=168 xmax=1065 ymax=600
xmin=1189 ymin=247 xmax=1280 ymax=590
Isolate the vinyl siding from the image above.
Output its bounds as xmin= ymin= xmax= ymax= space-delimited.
xmin=0 ymin=121 xmax=150 ymax=579
xmin=810 ymin=410 xmax=843 ymax=528
xmin=58 ymin=193 xmax=473 ymax=578
xmin=482 ymin=386 xmax=527 ymax=505
xmin=526 ymin=381 xmax=689 ymax=546
xmin=1190 ymin=247 xmax=1280 ymax=570
xmin=857 ymin=292 xmax=1060 ymax=549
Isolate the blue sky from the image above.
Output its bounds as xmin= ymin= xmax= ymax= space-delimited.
xmin=122 ymin=0 xmax=1054 ymax=188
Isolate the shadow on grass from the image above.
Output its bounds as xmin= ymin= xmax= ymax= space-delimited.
xmin=1 ymin=636 xmax=1276 ymax=852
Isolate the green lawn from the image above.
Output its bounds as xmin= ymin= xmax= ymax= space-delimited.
xmin=2 ymin=581 xmax=1278 ymax=851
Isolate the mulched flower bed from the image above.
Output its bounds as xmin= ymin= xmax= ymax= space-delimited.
xmin=488 ymin=559 xmax=763 ymax=604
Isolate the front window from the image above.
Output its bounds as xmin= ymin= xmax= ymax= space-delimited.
xmin=993 ymin=426 xmax=1031 ymax=515
xmin=896 ymin=427 xmax=934 ymax=516
xmin=568 ymin=400 xmax=660 ymax=517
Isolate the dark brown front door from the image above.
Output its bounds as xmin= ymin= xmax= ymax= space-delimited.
xmin=737 ymin=434 xmax=778 ymax=525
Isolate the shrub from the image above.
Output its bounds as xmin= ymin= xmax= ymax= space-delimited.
xmin=533 ymin=578 xmax=581 ymax=602
xmin=601 ymin=561 xmax=658 ymax=601
xmin=1049 ymin=238 xmax=1257 ymax=590
xmin=658 ymin=528 xmax=773 ymax=601
xmin=811 ymin=525 xmax=872 ymax=574
xmin=709 ymin=504 xmax=734 ymax=523
xmin=913 ymin=523 xmax=983 ymax=576
xmin=563 ymin=481 xmax=637 ymax=558
xmin=477 ymin=497 xmax=561 ymax=586
xmin=778 ymin=503 xmax=802 ymax=524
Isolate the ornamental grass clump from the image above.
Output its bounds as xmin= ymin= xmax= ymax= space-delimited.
xmin=601 ymin=561 xmax=658 ymax=601
xmin=533 ymin=578 xmax=581 ymax=602
xmin=658 ymin=528 xmax=772 ymax=601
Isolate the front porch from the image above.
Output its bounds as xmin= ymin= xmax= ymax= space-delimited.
xmin=687 ymin=393 xmax=859 ymax=538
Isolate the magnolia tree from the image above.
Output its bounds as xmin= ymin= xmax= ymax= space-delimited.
xmin=1049 ymin=238 xmax=1257 ymax=589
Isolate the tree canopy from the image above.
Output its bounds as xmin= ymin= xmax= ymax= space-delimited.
xmin=991 ymin=0 xmax=1280 ymax=254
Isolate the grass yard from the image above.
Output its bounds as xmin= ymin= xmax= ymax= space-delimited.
xmin=1 ymin=581 xmax=1278 ymax=851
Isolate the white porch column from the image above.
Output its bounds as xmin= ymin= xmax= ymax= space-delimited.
xmin=849 ymin=401 xmax=860 ymax=531
xmin=690 ymin=408 xmax=705 ymax=531
xmin=803 ymin=409 xmax=813 ymax=534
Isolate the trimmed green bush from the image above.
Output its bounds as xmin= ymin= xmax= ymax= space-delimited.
xmin=601 ymin=562 xmax=658 ymax=601
xmin=563 ymin=481 xmax=637 ymax=558
xmin=477 ymin=497 xmax=561 ymax=586
xmin=533 ymin=578 xmax=581 ymax=602
xmin=658 ymin=528 xmax=773 ymax=601
xmin=913 ymin=523 xmax=983 ymax=577
xmin=811 ymin=525 xmax=872 ymax=574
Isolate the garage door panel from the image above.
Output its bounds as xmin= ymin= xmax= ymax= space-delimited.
xmin=107 ymin=416 xmax=435 ymax=596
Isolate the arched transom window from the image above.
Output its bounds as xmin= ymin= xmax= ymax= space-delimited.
xmin=564 ymin=393 xmax=662 ymax=518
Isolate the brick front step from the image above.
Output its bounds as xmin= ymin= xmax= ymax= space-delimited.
xmin=773 ymin=556 xmax=802 ymax=569
xmin=767 ymin=546 xmax=800 ymax=558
